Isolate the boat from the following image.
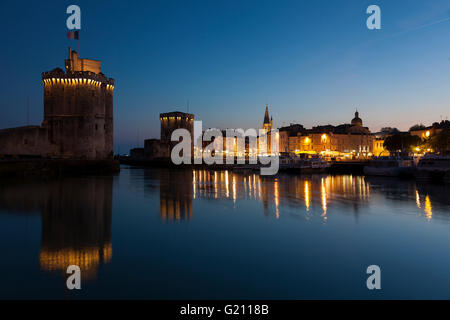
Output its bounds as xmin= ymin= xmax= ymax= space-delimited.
xmin=279 ymin=154 xmax=304 ymax=171
xmin=279 ymin=154 xmax=330 ymax=174
xmin=363 ymin=156 xmax=414 ymax=177
xmin=300 ymin=157 xmax=331 ymax=174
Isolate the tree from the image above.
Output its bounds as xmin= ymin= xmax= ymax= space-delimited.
xmin=430 ymin=129 xmax=450 ymax=153
xmin=380 ymin=127 xmax=400 ymax=134
xmin=409 ymin=124 xmax=426 ymax=132
xmin=383 ymin=133 xmax=421 ymax=153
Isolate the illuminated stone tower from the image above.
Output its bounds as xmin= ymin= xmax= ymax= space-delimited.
xmin=41 ymin=48 xmax=115 ymax=159
xmin=160 ymin=111 xmax=194 ymax=143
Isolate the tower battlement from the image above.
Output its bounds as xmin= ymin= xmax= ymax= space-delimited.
xmin=65 ymin=47 xmax=101 ymax=74
xmin=42 ymin=69 xmax=114 ymax=89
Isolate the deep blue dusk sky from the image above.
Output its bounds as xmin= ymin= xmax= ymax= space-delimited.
xmin=0 ymin=0 xmax=449 ymax=153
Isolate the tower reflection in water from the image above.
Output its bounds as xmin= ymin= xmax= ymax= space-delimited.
xmin=159 ymin=170 xmax=193 ymax=222
xmin=0 ymin=177 xmax=113 ymax=280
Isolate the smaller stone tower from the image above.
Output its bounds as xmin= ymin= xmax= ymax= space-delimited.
xmin=160 ymin=112 xmax=195 ymax=143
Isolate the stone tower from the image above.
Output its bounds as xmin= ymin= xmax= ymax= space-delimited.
xmin=41 ymin=48 xmax=115 ymax=160
xmin=160 ymin=111 xmax=194 ymax=143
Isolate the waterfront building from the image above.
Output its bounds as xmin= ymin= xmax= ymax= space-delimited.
xmin=373 ymin=138 xmax=389 ymax=157
xmin=278 ymin=111 xmax=375 ymax=159
xmin=279 ymin=124 xmax=305 ymax=154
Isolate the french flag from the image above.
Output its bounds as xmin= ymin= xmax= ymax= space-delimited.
xmin=67 ymin=30 xmax=79 ymax=40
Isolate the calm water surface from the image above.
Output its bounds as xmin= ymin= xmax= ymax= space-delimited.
xmin=1 ymin=166 xmax=450 ymax=299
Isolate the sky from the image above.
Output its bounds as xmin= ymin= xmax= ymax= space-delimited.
xmin=0 ymin=0 xmax=449 ymax=154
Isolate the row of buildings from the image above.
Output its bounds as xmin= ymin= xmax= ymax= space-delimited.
xmin=131 ymin=106 xmax=390 ymax=161
xmin=278 ymin=110 xmax=386 ymax=159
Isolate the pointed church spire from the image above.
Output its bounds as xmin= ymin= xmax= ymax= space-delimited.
xmin=264 ymin=104 xmax=270 ymax=124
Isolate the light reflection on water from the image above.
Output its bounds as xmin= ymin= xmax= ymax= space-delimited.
xmin=0 ymin=167 xmax=450 ymax=299
xmin=0 ymin=177 xmax=113 ymax=282
xmin=159 ymin=169 xmax=445 ymax=224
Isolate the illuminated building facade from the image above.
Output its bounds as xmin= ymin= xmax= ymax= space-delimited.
xmin=279 ymin=111 xmax=375 ymax=159
xmin=373 ymin=138 xmax=388 ymax=157
xmin=279 ymin=124 xmax=305 ymax=153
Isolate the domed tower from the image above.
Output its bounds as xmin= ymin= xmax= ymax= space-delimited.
xmin=351 ymin=110 xmax=363 ymax=127
xmin=41 ymin=48 xmax=115 ymax=159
